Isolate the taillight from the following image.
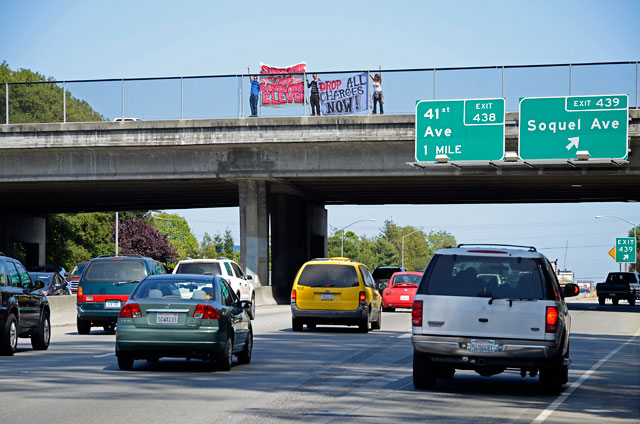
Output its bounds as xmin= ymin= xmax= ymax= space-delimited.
xmin=119 ymin=303 xmax=142 ymax=318
xmin=77 ymin=285 xmax=84 ymax=302
xmin=412 ymin=300 xmax=423 ymax=327
xmin=291 ymin=289 xmax=297 ymax=304
xmin=359 ymin=291 xmax=366 ymax=305
xmin=194 ymin=304 xmax=220 ymax=319
xmin=545 ymin=306 xmax=558 ymax=333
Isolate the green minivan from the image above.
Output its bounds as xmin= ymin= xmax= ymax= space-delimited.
xmin=76 ymin=255 xmax=166 ymax=334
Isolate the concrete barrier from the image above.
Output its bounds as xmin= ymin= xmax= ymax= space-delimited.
xmin=254 ymin=286 xmax=277 ymax=306
xmin=47 ymin=295 xmax=77 ymax=327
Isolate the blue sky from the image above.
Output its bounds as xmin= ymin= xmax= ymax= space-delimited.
xmin=2 ymin=0 xmax=639 ymax=281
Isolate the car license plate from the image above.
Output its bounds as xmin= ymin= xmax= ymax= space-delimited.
xmin=609 ymin=293 xmax=616 ymax=297
xmin=400 ymin=295 xmax=410 ymax=301
xmin=156 ymin=313 xmax=178 ymax=324
xmin=320 ymin=293 xmax=334 ymax=301
xmin=469 ymin=340 xmax=497 ymax=353
xmin=105 ymin=300 xmax=121 ymax=308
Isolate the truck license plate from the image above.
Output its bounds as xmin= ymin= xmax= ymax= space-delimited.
xmin=469 ymin=340 xmax=497 ymax=353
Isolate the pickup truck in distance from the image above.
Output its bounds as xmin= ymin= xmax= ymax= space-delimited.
xmin=596 ymin=272 xmax=640 ymax=306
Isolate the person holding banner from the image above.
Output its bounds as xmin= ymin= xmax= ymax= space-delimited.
xmin=368 ymin=66 xmax=384 ymax=114
xmin=248 ymin=65 xmax=260 ymax=117
xmin=306 ymin=73 xmax=321 ymax=116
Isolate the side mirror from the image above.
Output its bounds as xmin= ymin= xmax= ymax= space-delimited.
xmin=34 ymin=280 xmax=45 ymax=290
xmin=245 ymin=275 xmax=253 ymax=281
xmin=563 ymin=283 xmax=579 ymax=298
xmin=237 ymin=300 xmax=252 ymax=310
xmin=378 ymin=282 xmax=387 ymax=291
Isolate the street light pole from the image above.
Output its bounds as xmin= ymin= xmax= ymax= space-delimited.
xmin=340 ymin=219 xmax=375 ymax=257
xmin=401 ymin=229 xmax=421 ymax=269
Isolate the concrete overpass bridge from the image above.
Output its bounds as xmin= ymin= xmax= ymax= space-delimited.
xmin=2 ymin=112 xmax=639 ymax=301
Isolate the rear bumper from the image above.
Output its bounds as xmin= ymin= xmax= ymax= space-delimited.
xmin=412 ymin=334 xmax=561 ymax=368
xmin=383 ymin=298 xmax=413 ymax=308
xmin=77 ymin=303 xmax=121 ymax=322
xmin=291 ymin=303 xmax=367 ymax=324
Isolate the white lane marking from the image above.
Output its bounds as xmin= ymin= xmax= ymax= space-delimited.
xmin=93 ymin=352 xmax=115 ymax=358
xmin=531 ymin=326 xmax=640 ymax=424
xmin=396 ymin=333 xmax=412 ymax=339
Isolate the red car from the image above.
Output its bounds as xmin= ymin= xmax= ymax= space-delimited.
xmin=382 ymin=271 xmax=423 ymax=311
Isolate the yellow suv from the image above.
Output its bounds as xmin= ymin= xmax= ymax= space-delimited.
xmin=290 ymin=257 xmax=382 ymax=332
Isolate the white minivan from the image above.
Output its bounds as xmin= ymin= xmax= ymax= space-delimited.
xmin=411 ymin=244 xmax=579 ymax=394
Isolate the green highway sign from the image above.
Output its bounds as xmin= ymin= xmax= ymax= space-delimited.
xmin=519 ymin=95 xmax=628 ymax=161
xmin=615 ymin=237 xmax=636 ymax=263
xmin=415 ymin=98 xmax=505 ymax=162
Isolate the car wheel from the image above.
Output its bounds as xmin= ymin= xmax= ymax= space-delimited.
xmin=598 ymin=297 xmax=605 ymax=306
xmin=358 ymin=311 xmax=369 ymax=333
xmin=237 ymin=328 xmax=253 ymax=365
xmin=217 ymin=336 xmax=233 ymax=371
xmin=249 ymin=293 xmax=256 ymax=320
xmin=77 ymin=316 xmax=91 ymax=335
xmin=31 ymin=311 xmax=51 ymax=350
xmin=539 ymin=358 xmax=564 ymax=395
xmin=413 ymin=350 xmax=436 ymax=389
xmin=629 ymin=297 xmax=636 ymax=306
xmin=612 ymin=298 xmax=619 ymax=305
xmin=117 ymin=354 xmax=134 ymax=370
xmin=292 ymin=318 xmax=303 ymax=332
xmin=371 ymin=307 xmax=382 ymax=330
xmin=0 ymin=314 xmax=18 ymax=356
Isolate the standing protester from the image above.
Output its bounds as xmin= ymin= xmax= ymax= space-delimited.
xmin=248 ymin=65 xmax=260 ymax=117
xmin=306 ymin=73 xmax=321 ymax=116
xmin=369 ymin=66 xmax=384 ymax=114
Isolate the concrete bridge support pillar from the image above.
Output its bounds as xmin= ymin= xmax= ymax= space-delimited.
xmin=238 ymin=180 xmax=269 ymax=287
xmin=0 ymin=213 xmax=46 ymax=267
xmin=271 ymin=195 xmax=327 ymax=304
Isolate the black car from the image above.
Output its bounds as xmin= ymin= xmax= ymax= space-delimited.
xmin=28 ymin=272 xmax=71 ymax=296
xmin=0 ymin=253 xmax=51 ymax=355
xmin=372 ymin=266 xmax=407 ymax=293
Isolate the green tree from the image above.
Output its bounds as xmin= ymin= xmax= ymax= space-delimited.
xmin=1 ymin=61 xmax=104 ymax=124
xmin=149 ymin=212 xmax=199 ymax=259
xmin=200 ymin=229 xmax=240 ymax=262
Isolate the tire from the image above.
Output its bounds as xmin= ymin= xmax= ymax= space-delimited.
xmin=0 ymin=314 xmax=18 ymax=356
xmin=539 ymin=359 xmax=564 ymax=395
xmin=117 ymin=354 xmax=134 ymax=370
xmin=598 ymin=297 xmax=605 ymax=306
xmin=371 ymin=306 xmax=382 ymax=330
xmin=292 ymin=318 xmax=303 ymax=332
xmin=77 ymin=316 xmax=91 ymax=335
xmin=249 ymin=293 xmax=256 ymax=320
xmin=216 ymin=337 xmax=233 ymax=371
xmin=612 ymin=298 xmax=619 ymax=305
xmin=236 ymin=329 xmax=253 ymax=365
xmin=358 ymin=311 xmax=369 ymax=333
xmin=628 ymin=297 xmax=636 ymax=306
xmin=413 ymin=350 xmax=436 ymax=389
xmin=31 ymin=311 xmax=51 ymax=350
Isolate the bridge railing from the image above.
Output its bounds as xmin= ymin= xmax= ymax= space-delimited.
xmin=1 ymin=61 xmax=638 ymax=124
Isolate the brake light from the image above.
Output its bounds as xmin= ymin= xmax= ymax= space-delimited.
xmin=119 ymin=303 xmax=142 ymax=318
xmin=545 ymin=306 xmax=558 ymax=333
xmin=412 ymin=300 xmax=423 ymax=326
xmin=291 ymin=289 xmax=297 ymax=304
xmin=194 ymin=304 xmax=220 ymax=319
xmin=77 ymin=285 xmax=84 ymax=302
xmin=359 ymin=291 xmax=366 ymax=305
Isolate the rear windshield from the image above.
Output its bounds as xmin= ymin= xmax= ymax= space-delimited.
xmin=131 ymin=278 xmax=215 ymax=301
xmin=175 ymin=262 xmax=222 ymax=276
xmin=606 ymin=273 xmax=638 ymax=284
xmin=83 ymin=261 xmax=148 ymax=283
xmin=373 ymin=268 xmax=402 ymax=281
xmin=391 ymin=274 xmax=421 ymax=285
xmin=297 ymin=264 xmax=360 ymax=288
xmin=420 ymin=254 xmax=545 ymax=299
xmin=29 ymin=273 xmax=54 ymax=284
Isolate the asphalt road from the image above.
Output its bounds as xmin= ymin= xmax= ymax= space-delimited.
xmin=1 ymin=299 xmax=638 ymax=424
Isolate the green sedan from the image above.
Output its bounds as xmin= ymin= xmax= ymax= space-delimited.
xmin=115 ymin=274 xmax=253 ymax=371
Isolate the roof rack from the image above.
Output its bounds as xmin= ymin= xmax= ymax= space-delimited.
xmin=457 ymin=244 xmax=537 ymax=252
xmin=96 ymin=254 xmax=144 ymax=258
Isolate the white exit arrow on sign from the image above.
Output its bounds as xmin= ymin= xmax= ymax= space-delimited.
xmin=566 ymin=136 xmax=580 ymax=150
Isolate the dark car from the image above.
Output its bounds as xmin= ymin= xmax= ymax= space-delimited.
xmin=28 ymin=272 xmax=71 ymax=296
xmin=67 ymin=261 xmax=88 ymax=293
xmin=0 ymin=253 xmax=51 ymax=355
xmin=115 ymin=274 xmax=252 ymax=370
xmin=372 ymin=266 xmax=407 ymax=293
xmin=28 ymin=264 xmax=68 ymax=278
xmin=76 ymin=255 xmax=166 ymax=334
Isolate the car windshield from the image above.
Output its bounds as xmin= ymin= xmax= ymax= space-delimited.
xmin=297 ymin=264 xmax=360 ymax=287
xmin=131 ymin=278 xmax=216 ymax=301
xmin=373 ymin=268 xmax=401 ymax=281
xmin=70 ymin=264 xmax=86 ymax=277
xmin=425 ymin=254 xmax=544 ymax=299
xmin=83 ymin=261 xmax=148 ymax=283
xmin=175 ymin=262 xmax=222 ymax=276
xmin=391 ymin=274 xmax=421 ymax=285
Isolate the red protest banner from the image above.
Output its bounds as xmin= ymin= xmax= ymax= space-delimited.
xmin=260 ymin=62 xmax=306 ymax=107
